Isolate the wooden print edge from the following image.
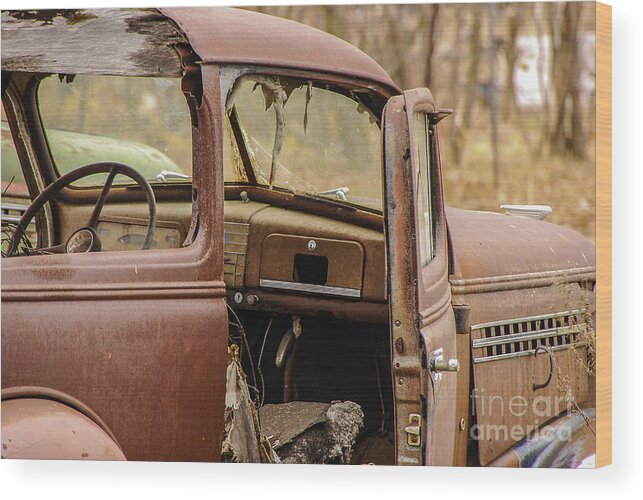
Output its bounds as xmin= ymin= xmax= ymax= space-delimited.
xmin=595 ymin=0 xmax=612 ymax=469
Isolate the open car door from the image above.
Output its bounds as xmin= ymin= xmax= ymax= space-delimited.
xmin=384 ymin=88 xmax=459 ymax=466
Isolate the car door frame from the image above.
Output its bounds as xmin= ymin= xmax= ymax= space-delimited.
xmin=0 ymin=64 xmax=229 ymax=461
xmin=384 ymin=88 xmax=458 ymax=466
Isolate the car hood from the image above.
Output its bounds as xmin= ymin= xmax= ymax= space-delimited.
xmin=446 ymin=207 xmax=595 ymax=281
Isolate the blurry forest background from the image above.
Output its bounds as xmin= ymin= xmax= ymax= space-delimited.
xmin=245 ymin=2 xmax=596 ymax=240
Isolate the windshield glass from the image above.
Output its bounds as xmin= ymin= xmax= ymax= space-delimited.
xmin=226 ymin=76 xmax=382 ymax=210
xmin=38 ymin=75 xmax=192 ymax=186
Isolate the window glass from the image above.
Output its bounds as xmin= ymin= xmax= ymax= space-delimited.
xmin=412 ymin=112 xmax=434 ymax=266
xmin=227 ymin=76 xmax=382 ymax=210
xmin=223 ymin=114 xmax=248 ymax=183
xmin=38 ymin=75 xmax=192 ymax=186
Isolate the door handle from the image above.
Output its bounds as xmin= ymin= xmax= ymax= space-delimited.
xmin=429 ymin=348 xmax=459 ymax=394
xmin=532 ymin=345 xmax=554 ymax=391
xmin=431 ymin=357 xmax=460 ymax=372
xmin=430 ymin=348 xmax=460 ymax=373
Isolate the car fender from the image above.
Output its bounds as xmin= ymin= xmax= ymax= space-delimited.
xmin=488 ymin=408 xmax=596 ymax=468
xmin=1 ymin=386 xmax=126 ymax=460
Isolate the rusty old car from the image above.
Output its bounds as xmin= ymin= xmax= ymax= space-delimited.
xmin=1 ymin=7 xmax=596 ymax=467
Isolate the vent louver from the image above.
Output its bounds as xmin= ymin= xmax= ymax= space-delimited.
xmin=223 ymin=222 xmax=249 ymax=288
xmin=471 ymin=310 xmax=588 ymax=363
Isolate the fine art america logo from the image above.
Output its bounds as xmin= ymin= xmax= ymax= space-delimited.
xmin=469 ymin=388 xmax=575 ymax=442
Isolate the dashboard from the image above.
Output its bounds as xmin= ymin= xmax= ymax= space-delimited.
xmin=54 ymin=195 xmax=387 ymax=320
xmin=223 ymin=200 xmax=386 ymax=304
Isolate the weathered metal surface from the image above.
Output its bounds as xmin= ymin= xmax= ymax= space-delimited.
xmin=0 ymin=5 xmax=599 ymax=467
xmin=224 ymin=199 xmax=386 ymax=302
xmin=383 ymin=89 xmax=461 ymax=466
xmin=447 ymin=207 xmax=596 ymax=292
xmin=1 ymin=386 xmax=121 ymax=443
xmin=160 ymin=7 xmax=399 ymax=93
xmin=402 ymin=88 xmax=459 ymax=466
xmin=447 ymin=204 xmax=596 ymax=466
xmin=2 ymin=297 xmax=227 ymax=461
xmin=461 ymin=283 xmax=594 ymax=466
xmin=1 ymin=63 xmax=229 ymax=461
xmin=1 ymin=9 xmax=185 ymax=77
xmin=225 ymin=185 xmax=384 ymax=232
xmin=383 ymin=94 xmax=425 ymax=466
xmin=1 ymin=397 xmax=126 ymax=460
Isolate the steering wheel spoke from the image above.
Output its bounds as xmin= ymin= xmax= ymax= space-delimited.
xmin=87 ymin=166 xmax=118 ymax=229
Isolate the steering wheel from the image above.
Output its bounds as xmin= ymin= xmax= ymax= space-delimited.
xmin=7 ymin=162 xmax=157 ymax=256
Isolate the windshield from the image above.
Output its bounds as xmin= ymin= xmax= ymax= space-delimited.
xmin=38 ymin=75 xmax=192 ymax=186
xmin=225 ymin=76 xmax=382 ymax=210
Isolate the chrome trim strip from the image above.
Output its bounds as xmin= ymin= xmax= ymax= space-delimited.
xmin=470 ymin=310 xmax=582 ymax=331
xmin=500 ymin=204 xmax=552 ymax=220
xmin=473 ymin=342 xmax=587 ymax=364
xmin=450 ymin=267 xmax=595 ymax=294
xmin=259 ymin=279 xmax=361 ymax=298
xmin=472 ymin=324 xmax=584 ymax=348
xmin=451 ymin=268 xmax=595 ymax=287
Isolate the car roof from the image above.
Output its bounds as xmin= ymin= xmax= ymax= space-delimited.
xmin=160 ymin=7 xmax=399 ymax=92
xmin=1 ymin=7 xmax=400 ymax=93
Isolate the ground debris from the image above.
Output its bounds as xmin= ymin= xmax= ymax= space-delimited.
xmin=260 ymin=400 xmax=364 ymax=464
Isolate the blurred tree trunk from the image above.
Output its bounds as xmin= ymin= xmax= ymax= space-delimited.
xmin=549 ymin=2 xmax=586 ymax=158
xmin=532 ymin=4 xmax=550 ymax=158
xmin=384 ymin=5 xmax=406 ymax=88
xmin=422 ymin=4 xmax=440 ymax=89
xmin=322 ymin=5 xmax=343 ymax=41
xmin=462 ymin=5 xmax=482 ymax=131
xmin=487 ymin=4 xmax=500 ymax=191
xmin=450 ymin=5 xmax=481 ymax=165
xmin=448 ymin=7 xmax=465 ymax=165
xmin=502 ymin=7 xmax=521 ymax=117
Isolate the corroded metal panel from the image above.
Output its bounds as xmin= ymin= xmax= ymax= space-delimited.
xmin=1 ymin=397 xmax=126 ymax=460
xmin=161 ymin=7 xmax=399 ymax=93
xmin=459 ymin=284 xmax=595 ymax=466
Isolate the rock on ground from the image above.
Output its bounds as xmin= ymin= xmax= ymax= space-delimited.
xmin=259 ymin=400 xmax=364 ymax=464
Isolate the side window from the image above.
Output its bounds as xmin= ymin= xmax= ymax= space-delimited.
xmin=30 ymin=75 xmax=195 ymax=254
xmin=38 ymin=75 xmax=192 ymax=186
xmin=412 ymin=112 xmax=434 ymax=266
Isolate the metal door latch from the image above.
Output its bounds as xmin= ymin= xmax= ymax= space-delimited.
xmin=404 ymin=413 xmax=422 ymax=446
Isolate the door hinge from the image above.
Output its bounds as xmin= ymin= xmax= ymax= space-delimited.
xmin=404 ymin=413 xmax=422 ymax=447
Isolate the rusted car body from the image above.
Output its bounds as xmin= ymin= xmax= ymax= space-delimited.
xmin=1 ymin=8 xmax=596 ymax=466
